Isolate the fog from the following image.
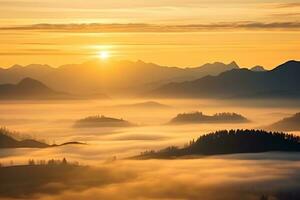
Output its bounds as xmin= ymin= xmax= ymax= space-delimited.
xmin=0 ymin=98 xmax=300 ymax=199
xmin=0 ymin=98 xmax=299 ymax=163
xmin=2 ymin=158 xmax=300 ymax=200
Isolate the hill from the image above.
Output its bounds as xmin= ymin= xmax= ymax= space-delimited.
xmin=151 ymin=60 xmax=300 ymax=99
xmin=0 ymin=128 xmax=84 ymax=148
xmin=0 ymin=60 xmax=239 ymax=96
xmin=0 ymin=78 xmax=72 ymax=100
xmin=136 ymin=130 xmax=300 ymax=159
xmin=169 ymin=112 xmax=249 ymax=124
xmin=0 ymin=128 xmax=49 ymax=148
xmin=74 ymin=115 xmax=135 ymax=128
xmin=265 ymin=113 xmax=300 ymax=132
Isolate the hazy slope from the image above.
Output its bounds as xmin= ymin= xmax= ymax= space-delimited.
xmin=0 ymin=78 xmax=71 ymax=100
xmin=151 ymin=60 xmax=300 ymax=99
xmin=265 ymin=113 xmax=300 ymax=131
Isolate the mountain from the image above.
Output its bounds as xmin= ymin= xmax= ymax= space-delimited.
xmin=0 ymin=60 xmax=239 ymax=96
xmin=151 ymin=60 xmax=300 ymax=99
xmin=0 ymin=78 xmax=71 ymax=100
xmin=169 ymin=112 xmax=249 ymax=124
xmin=265 ymin=113 xmax=300 ymax=132
xmin=251 ymin=66 xmax=266 ymax=72
xmin=136 ymin=130 xmax=300 ymax=159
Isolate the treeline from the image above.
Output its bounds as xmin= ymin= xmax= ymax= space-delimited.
xmin=0 ymin=127 xmax=43 ymax=142
xmin=139 ymin=129 xmax=300 ymax=158
xmin=169 ymin=112 xmax=249 ymax=124
xmin=0 ymin=158 xmax=80 ymax=168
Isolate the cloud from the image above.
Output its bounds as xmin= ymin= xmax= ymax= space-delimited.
xmin=1 ymin=22 xmax=300 ymax=33
xmin=0 ymin=0 xmax=246 ymax=9
xmin=274 ymin=3 xmax=300 ymax=8
xmin=271 ymin=13 xmax=300 ymax=17
xmin=0 ymin=52 xmax=91 ymax=56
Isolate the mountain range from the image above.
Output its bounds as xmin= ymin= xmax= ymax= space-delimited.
xmin=3 ymin=59 xmax=300 ymax=100
xmin=151 ymin=60 xmax=300 ymax=99
xmin=0 ymin=60 xmax=245 ymax=96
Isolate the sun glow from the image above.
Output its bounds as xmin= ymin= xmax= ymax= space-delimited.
xmin=98 ymin=51 xmax=110 ymax=60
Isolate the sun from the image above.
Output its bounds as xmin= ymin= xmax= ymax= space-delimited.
xmin=98 ymin=51 xmax=110 ymax=60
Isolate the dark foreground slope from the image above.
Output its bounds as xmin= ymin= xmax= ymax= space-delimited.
xmin=0 ymin=159 xmax=129 ymax=198
xmin=137 ymin=130 xmax=300 ymax=158
xmin=152 ymin=60 xmax=300 ymax=98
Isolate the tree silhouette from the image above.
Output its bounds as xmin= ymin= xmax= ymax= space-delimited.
xmin=260 ymin=195 xmax=268 ymax=200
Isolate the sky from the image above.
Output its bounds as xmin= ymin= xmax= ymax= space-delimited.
xmin=0 ymin=0 xmax=300 ymax=68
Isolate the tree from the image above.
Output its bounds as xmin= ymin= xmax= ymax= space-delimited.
xmin=260 ymin=195 xmax=268 ymax=200
xmin=62 ymin=158 xmax=67 ymax=165
xmin=28 ymin=159 xmax=35 ymax=165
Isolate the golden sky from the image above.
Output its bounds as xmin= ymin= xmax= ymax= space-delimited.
xmin=0 ymin=0 xmax=300 ymax=68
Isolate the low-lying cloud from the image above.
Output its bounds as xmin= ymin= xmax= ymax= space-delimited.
xmin=2 ymin=158 xmax=300 ymax=200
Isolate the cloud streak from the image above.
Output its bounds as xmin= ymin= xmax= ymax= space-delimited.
xmin=274 ymin=2 xmax=300 ymax=8
xmin=1 ymin=22 xmax=300 ymax=33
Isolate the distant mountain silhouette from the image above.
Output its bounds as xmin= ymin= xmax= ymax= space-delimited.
xmin=74 ymin=115 xmax=135 ymax=128
xmin=169 ymin=112 xmax=249 ymax=124
xmin=136 ymin=129 xmax=300 ymax=159
xmin=0 ymin=78 xmax=71 ymax=100
xmin=251 ymin=65 xmax=266 ymax=72
xmin=0 ymin=60 xmax=239 ymax=96
xmin=151 ymin=60 xmax=300 ymax=98
xmin=265 ymin=113 xmax=300 ymax=132
xmin=116 ymin=101 xmax=170 ymax=109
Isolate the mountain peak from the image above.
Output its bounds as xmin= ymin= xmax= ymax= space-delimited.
xmin=136 ymin=60 xmax=146 ymax=64
xmin=251 ymin=65 xmax=265 ymax=72
xmin=10 ymin=64 xmax=23 ymax=69
xmin=228 ymin=61 xmax=239 ymax=69
xmin=18 ymin=77 xmax=48 ymax=89
xmin=272 ymin=60 xmax=300 ymax=72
